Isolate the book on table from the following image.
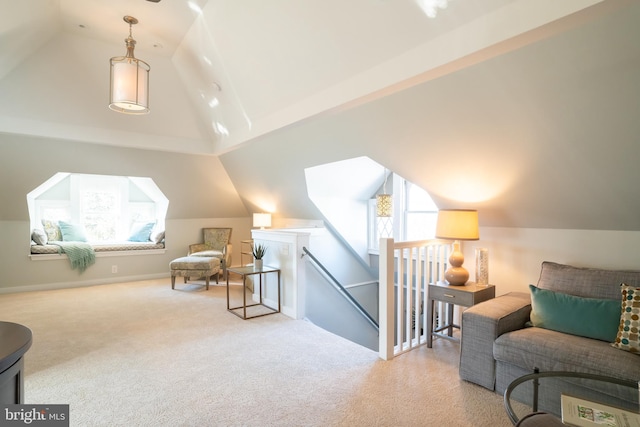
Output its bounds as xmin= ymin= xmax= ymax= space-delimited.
xmin=561 ymin=394 xmax=640 ymax=427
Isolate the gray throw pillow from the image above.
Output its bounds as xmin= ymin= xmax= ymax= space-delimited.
xmin=151 ymin=230 xmax=165 ymax=244
xmin=31 ymin=228 xmax=48 ymax=245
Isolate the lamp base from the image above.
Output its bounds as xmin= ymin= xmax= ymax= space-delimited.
xmin=445 ymin=240 xmax=469 ymax=286
xmin=444 ymin=266 xmax=469 ymax=286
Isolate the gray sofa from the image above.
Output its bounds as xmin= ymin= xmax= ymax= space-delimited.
xmin=459 ymin=261 xmax=640 ymax=415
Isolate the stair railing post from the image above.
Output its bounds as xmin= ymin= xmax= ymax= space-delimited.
xmin=379 ymin=237 xmax=395 ymax=360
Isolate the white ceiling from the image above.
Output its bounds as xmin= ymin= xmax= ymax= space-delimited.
xmin=0 ymin=0 xmax=626 ymax=155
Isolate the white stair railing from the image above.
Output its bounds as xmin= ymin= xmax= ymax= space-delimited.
xmin=379 ymin=237 xmax=451 ymax=360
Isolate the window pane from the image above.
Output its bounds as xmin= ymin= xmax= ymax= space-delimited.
xmin=377 ymin=217 xmax=393 ymax=240
xmin=83 ymin=213 xmax=117 ymax=241
xmin=40 ymin=205 xmax=70 ymax=223
xmin=80 ymin=184 xmax=119 ymax=241
xmin=406 ymin=182 xmax=438 ymax=211
xmin=81 ymin=190 xmax=117 ymax=214
xmin=130 ymin=203 xmax=156 ymax=224
xmin=405 ymin=212 xmax=438 ymax=240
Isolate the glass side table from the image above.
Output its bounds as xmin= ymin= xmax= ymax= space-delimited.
xmin=504 ymin=370 xmax=640 ymax=425
xmin=226 ymin=265 xmax=281 ymax=319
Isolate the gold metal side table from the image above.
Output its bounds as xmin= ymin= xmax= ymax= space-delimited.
xmin=226 ymin=265 xmax=281 ymax=319
xmin=427 ymin=281 xmax=495 ymax=347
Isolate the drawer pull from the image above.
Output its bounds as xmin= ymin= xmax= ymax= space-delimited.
xmin=444 ymin=294 xmax=455 ymax=298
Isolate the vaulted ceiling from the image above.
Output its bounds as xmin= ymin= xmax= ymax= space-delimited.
xmin=2 ymin=0 xmax=631 ymax=156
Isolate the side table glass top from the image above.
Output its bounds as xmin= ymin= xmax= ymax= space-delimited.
xmin=228 ymin=265 xmax=279 ymax=275
xmin=504 ymin=371 xmax=639 ymax=425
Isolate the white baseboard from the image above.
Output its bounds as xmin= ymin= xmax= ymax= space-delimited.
xmin=0 ymin=273 xmax=169 ymax=294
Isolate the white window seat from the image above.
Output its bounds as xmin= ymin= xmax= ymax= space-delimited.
xmin=30 ymin=241 xmax=165 ymax=259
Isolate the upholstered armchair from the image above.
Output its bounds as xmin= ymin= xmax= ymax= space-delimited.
xmin=188 ymin=228 xmax=232 ymax=279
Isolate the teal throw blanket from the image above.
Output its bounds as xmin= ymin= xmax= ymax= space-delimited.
xmin=52 ymin=242 xmax=96 ymax=273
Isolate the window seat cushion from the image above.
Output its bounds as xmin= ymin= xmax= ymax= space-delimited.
xmin=31 ymin=241 xmax=165 ymax=254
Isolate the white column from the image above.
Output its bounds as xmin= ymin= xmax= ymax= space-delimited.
xmin=379 ymin=237 xmax=395 ymax=360
xmin=251 ymin=229 xmax=310 ymax=319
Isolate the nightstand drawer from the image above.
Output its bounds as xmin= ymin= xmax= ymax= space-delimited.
xmin=429 ymin=285 xmax=474 ymax=306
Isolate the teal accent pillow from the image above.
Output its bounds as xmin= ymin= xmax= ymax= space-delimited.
xmin=58 ymin=220 xmax=88 ymax=242
xmin=128 ymin=222 xmax=155 ymax=242
xmin=529 ymin=284 xmax=621 ymax=342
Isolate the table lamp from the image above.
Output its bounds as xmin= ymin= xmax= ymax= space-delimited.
xmin=435 ymin=209 xmax=479 ymax=286
xmin=253 ymin=213 xmax=272 ymax=229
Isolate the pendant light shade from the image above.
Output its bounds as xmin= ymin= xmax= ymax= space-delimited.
xmin=376 ymin=168 xmax=393 ymax=217
xmin=109 ymin=16 xmax=150 ymax=114
xmin=376 ymin=194 xmax=393 ymax=217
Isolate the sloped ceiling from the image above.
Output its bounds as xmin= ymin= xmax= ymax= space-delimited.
xmin=217 ymin=0 xmax=640 ymax=231
xmin=2 ymin=0 xmax=640 ymax=231
xmin=0 ymin=0 xmax=622 ymax=155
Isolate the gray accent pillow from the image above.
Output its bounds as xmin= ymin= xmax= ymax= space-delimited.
xmin=31 ymin=228 xmax=48 ymax=245
xmin=151 ymin=230 xmax=165 ymax=244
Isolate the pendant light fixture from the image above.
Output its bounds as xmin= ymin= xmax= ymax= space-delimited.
xmin=376 ymin=169 xmax=393 ymax=217
xmin=109 ymin=16 xmax=150 ymax=114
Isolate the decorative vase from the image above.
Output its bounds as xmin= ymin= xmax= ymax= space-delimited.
xmin=254 ymin=259 xmax=263 ymax=270
xmin=445 ymin=240 xmax=469 ymax=286
xmin=475 ymin=248 xmax=489 ymax=286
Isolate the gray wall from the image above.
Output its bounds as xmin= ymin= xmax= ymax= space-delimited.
xmin=219 ymin=13 xmax=640 ymax=232
xmin=217 ymin=14 xmax=640 ymax=295
xmin=3 ymin=4 xmax=640 ymax=296
xmin=0 ymin=133 xmax=251 ymax=292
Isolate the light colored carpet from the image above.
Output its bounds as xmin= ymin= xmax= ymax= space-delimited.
xmin=0 ymin=277 xmax=515 ymax=426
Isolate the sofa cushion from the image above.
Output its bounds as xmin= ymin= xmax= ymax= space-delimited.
xmin=612 ymin=284 xmax=640 ymax=354
xmin=191 ymin=250 xmax=224 ymax=259
xmin=537 ymin=261 xmax=640 ymax=300
xmin=31 ymin=241 xmax=165 ymax=254
xmin=170 ymin=256 xmax=220 ymax=270
xmin=494 ymin=327 xmax=640 ymax=381
xmin=529 ymin=285 xmax=620 ymax=342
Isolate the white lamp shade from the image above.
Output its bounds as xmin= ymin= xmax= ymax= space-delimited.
xmin=435 ymin=209 xmax=479 ymax=241
xmin=253 ymin=213 xmax=272 ymax=228
xmin=109 ymin=57 xmax=150 ymax=114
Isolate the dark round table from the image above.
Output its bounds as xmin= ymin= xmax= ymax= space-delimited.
xmin=0 ymin=321 xmax=32 ymax=404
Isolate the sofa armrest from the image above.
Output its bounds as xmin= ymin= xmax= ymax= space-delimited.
xmin=459 ymin=292 xmax=532 ymax=390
